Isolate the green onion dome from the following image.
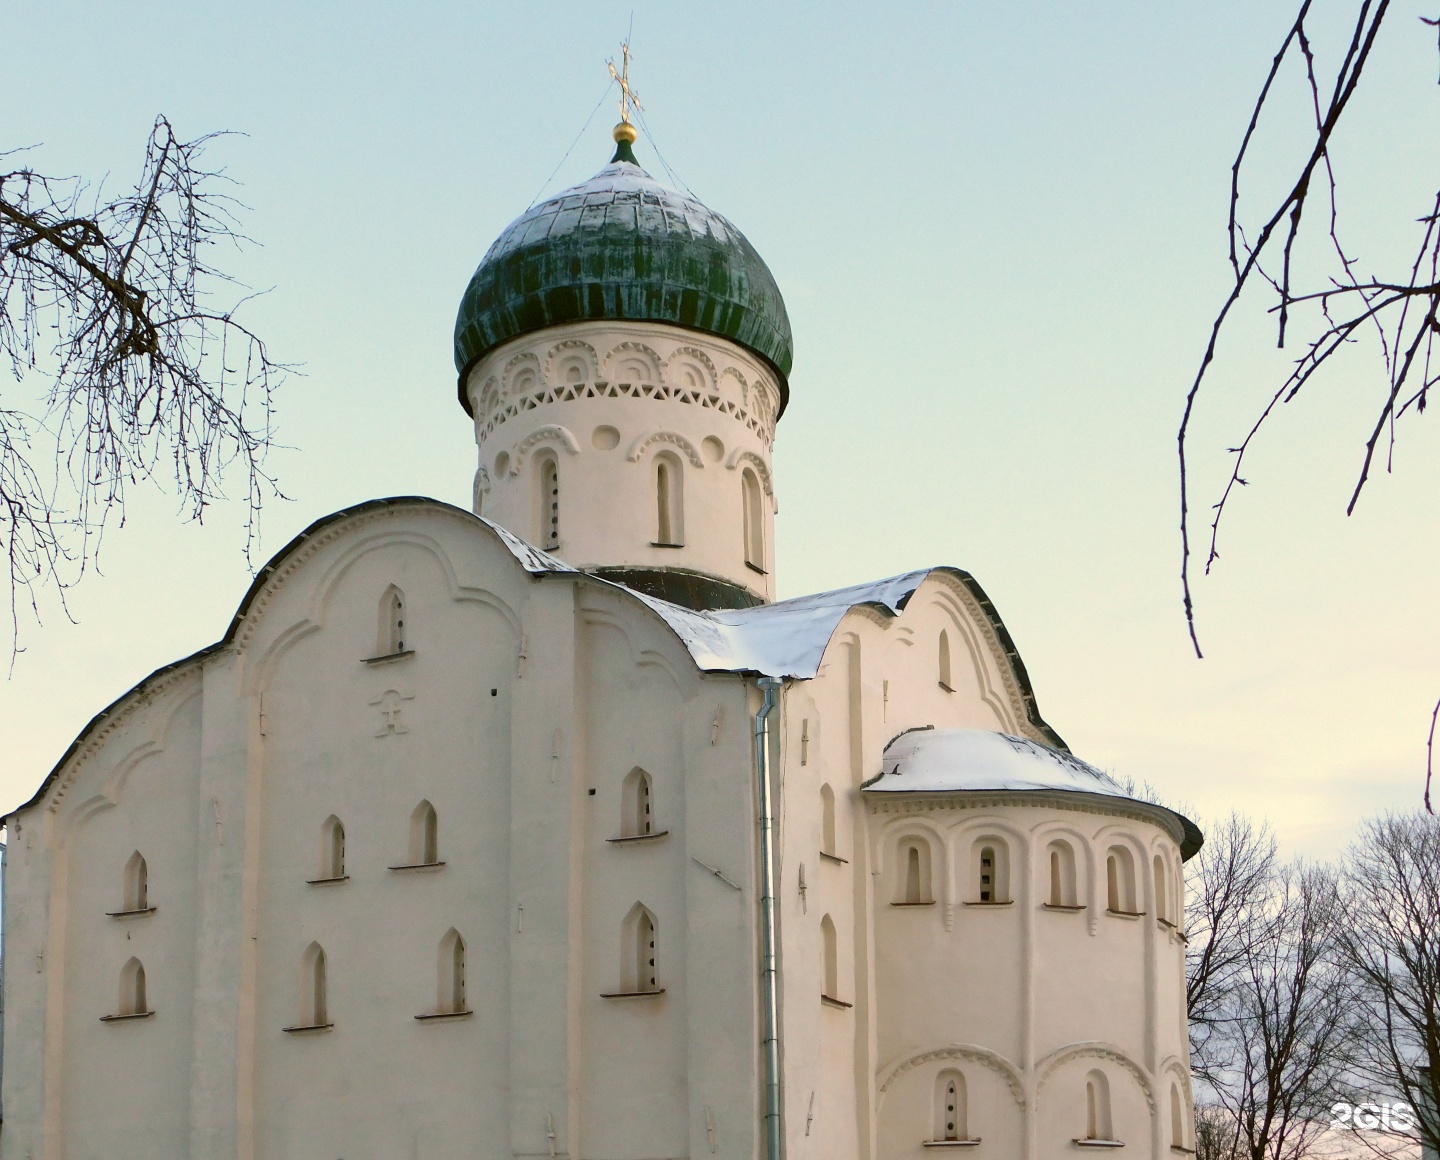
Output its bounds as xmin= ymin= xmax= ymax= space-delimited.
xmin=454 ymin=141 xmax=793 ymax=416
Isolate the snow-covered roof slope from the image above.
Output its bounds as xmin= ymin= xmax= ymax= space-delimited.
xmin=481 ymin=514 xmax=926 ymax=679
xmin=479 ymin=515 xmax=1063 ymax=750
xmin=625 ymin=572 xmax=930 ymax=680
xmin=873 ymin=728 xmax=1126 ymax=796
xmin=867 ymin=728 xmax=1202 ymax=858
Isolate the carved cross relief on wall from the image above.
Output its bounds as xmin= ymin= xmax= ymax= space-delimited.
xmin=370 ymin=689 xmax=415 ymax=738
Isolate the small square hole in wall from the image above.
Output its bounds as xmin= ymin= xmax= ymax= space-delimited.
xmin=588 ymin=788 xmax=596 ymax=796
xmin=490 ymin=689 xmax=498 ymax=696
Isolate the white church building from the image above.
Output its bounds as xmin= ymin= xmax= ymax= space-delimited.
xmin=1 ymin=115 xmax=1202 ymax=1160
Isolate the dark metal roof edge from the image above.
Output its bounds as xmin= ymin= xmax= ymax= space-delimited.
xmin=454 ymin=318 xmax=792 ymax=421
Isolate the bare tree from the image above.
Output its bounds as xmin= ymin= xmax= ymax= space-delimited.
xmin=1187 ymin=813 xmax=1281 ymax=1078
xmin=1187 ymin=818 xmax=1355 ymax=1159
xmin=1195 ymin=1101 xmax=1242 ymax=1160
xmin=1335 ymin=812 xmax=1440 ymax=1156
xmin=0 ymin=115 xmax=284 ymax=655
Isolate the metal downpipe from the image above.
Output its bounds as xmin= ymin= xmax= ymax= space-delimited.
xmin=755 ymin=675 xmax=783 ymax=1160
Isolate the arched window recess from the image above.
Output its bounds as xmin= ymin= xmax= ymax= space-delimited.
xmin=284 ymin=943 xmax=332 ymax=1032
xmin=892 ymin=837 xmax=935 ymax=906
xmin=938 ymin=629 xmax=954 ymax=693
xmin=1076 ymin=1069 xmax=1118 ymax=1145
xmin=1042 ymin=839 xmax=1084 ymax=912
xmin=819 ymin=784 xmax=846 ymax=864
xmin=1155 ymin=854 xmax=1177 ymax=928
xmin=535 ymin=451 xmax=561 ymax=550
xmin=1170 ymin=1083 xmax=1189 ymax=1151
xmin=1106 ymin=845 xmax=1143 ymax=917
xmin=108 ymin=852 xmax=156 ymax=917
xmin=930 ymin=1069 xmax=977 ymax=1145
xmin=651 ymin=452 xmax=685 ymax=548
xmin=391 ymin=801 xmax=444 ymax=871
xmin=417 ymin=929 xmax=472 ymax=1020
xmin=100 ymin=957 xmax=153 ymax=1022
xmin=963 ymin=840 xmax=1012 ymax=906
xmin=309 ymin=816 xmax=348 ymax=884
xmin=741 ymin=468 xmax=765 ymax=574
xmin=602 ymin=903 xmax=666 ymax=999
xmin=820 ymin=914 xmax=852 ymax=1009
xmin=608 ymin=768 xmax=669 ymax=843
xmin=364 ymin=585 xmax=415 ymax=664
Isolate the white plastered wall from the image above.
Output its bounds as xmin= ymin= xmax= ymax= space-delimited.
xmin=464 ymin=320 xmax=782 ymax=601
xmin=1 ymin=501 xmax=766 ymax=1160
xmin=772 ymin=573 xmax=1194 ymax=1160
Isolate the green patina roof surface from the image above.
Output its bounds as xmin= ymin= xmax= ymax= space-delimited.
xmin=454 ymin=153 xmax=793 ymax=415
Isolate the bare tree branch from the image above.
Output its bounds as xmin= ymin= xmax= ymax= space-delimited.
xmin=1176 ymin=2 xmax=1440 ymax=660
xmin=0 ymin=116 xmax=287 ymax=660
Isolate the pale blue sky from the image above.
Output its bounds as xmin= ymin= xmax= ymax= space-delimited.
xmin=6 ymin=2 xmax=1438 ymax=856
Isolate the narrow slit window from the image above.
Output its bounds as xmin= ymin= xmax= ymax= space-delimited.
xmin=972 ymin=839 xmax=1009 ymax=903
xmin=438 ymin=929 xmax=467 ymax=1014
xmin=1170 ymin=1084 xmax=1186 ymax=1149
xmin=654 ymin=453 xmax=684 ymax=546
xmin=299 ymin=942 xmax=328 ymax=1028
xmin=742 ymin=468 xmax=764 ymax=571
xmin=1047 ymin=840 xmax=1078 ymax=907
xmin=897 ymin=839 xmax=932 ymax=904
xmin=535 ymin=453 xmax=560 ymax=550
xmin=938 ymin=629 xmax=953 ymax=691
xmin=934 ymin=1070 xmax=968 ymax=1142
xmin=622 ymin=903 xmax=658 ymax=993
xmin=119 ymin=957 xmax=148 ymax=1016
xmin=410 ymin=800 xmax=439 ymax=866
xmin=1085 ymin=1069 xmax=1113 ymax=1141
xmin=821 ymin=914 xmax=839 ymax=1000
xmin=621 ymin=768 xmax=653 ymax=837
xmin=319 ymin=815 xmax=345 ymax=879
xmin=657 ymin=459 xmax=673 ymax=543
xmin=820 ymin=784 xmax=837 ymax=857
xmin=1107 ymin=846 xmax=1137 ymax=913
xmin=378 ymin=585 xmax=406 ymax=655
xmin=906 ymin=846 xmax=922 ymax=901
xmin=1154 ymin=854 xmax=1169 ymax=922
xmin=123 ymin=851 xmax=148 ymax=912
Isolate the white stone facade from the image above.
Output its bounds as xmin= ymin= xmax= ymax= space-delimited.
xmin=0 ymin=489 xmax=1197 ymax=1158
xmin=464 ymin=321 xmax=782 ymax=603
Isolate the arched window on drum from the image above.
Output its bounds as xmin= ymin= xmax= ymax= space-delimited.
xmin=653 ymin=452 xmax=684 ymax=547
xmin=741 ymin=468 xmax=764 ymax=573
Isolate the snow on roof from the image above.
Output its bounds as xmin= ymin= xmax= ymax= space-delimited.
xmin=485 ymin=518 xmax=581 ymax=576
xmin=624 ymin=571 xmax=930 ymax=679
xmin=871 ymin=728 xmax=1128 ymax=797
xmin=488 ymin=517 xmax=930 ymax=679
xmin=867 ymin=728 xmax=1202 ymax=857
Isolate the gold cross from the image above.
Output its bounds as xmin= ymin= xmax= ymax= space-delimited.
xmin=607 ymin=40 xmax=642 ymax=125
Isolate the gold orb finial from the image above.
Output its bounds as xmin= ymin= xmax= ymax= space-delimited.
xmin=613 ymin=121 xmax=639 ymax=145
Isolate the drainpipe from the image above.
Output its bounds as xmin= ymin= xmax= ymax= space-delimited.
xmin=755 ymin=676 xmax=784 ymax=1160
